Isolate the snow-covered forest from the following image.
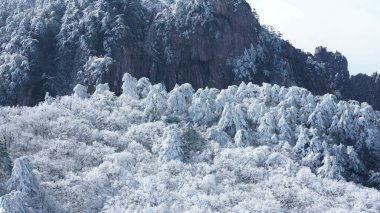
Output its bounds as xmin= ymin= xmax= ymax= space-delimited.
xmin=1 ymin=0 xmax=380 ymax=212
xmin=1 ymin=74 xmax=380 ymax=212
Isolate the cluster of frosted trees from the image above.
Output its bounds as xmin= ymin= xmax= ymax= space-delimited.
xmin=0 ymin=73 xmax=379 ymax=211
xmin=71 ymin=73 xmax=380 ymax=184
xmin=0 ymin=0 xmax=245 ymax=104
xmin=0 ymin=0 xmax=147 ymax=104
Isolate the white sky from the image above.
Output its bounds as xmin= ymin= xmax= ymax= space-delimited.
xmin=247 ymin=0 xmax=380 ymax=75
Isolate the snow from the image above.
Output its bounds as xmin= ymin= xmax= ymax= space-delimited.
xmin=0 ymin=76 xmax=380 ymax=211
xmin=122 ymin=73 xmax=138 ymax=99
xmin=73 ymin=84 xmax=88 ymax=99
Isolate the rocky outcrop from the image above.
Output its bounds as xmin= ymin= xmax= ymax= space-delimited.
xmin=347 ymin=73 xmax=380 ymax=110
xmin=109 ymin=0 xmax=259 ymax=93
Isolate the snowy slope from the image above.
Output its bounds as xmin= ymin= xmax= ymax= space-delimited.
xmin=0 ymin=74 xmax=380 ymax=212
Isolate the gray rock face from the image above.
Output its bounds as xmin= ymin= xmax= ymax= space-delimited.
xmin=109 ymin=0 xmax=259 ymax=93
xmin=0 ymin=0 xmax=379 ymax=111
xmin=348 ymin=73 xmax=380 ymax=110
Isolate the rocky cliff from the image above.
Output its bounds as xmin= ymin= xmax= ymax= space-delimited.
xmin=348 ymin=73 xmax=380 ymax=110
xmin=0 ymin=0 xmax=378 ymax=110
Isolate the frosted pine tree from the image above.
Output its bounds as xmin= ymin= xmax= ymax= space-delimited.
xmin=294 ymin=127 xmax=310 ymax=155
xmin=278 ymin=115 xmax=293 ymax=143
xmin=158 ymin=126 xmax=184 ymax=161
xmin=73 ymin=84 xmax=88 ymax=99
xmin=136 ymin=77 xmax=151 ymax=98
xmin=44 ymin=92 xmax=54 ymax=105
xmin=216 ymin=85 xmax=237 ymax=113
xmin=1 ymin=158 xmax=48 ymax=212
xmin=218 ymin=103 xmax=247 ymax=136
xmin=247 ymin=100 xmax=266 ymax=128
xmin=308 ymin=94 xmax=337 ymax=132
xmin=189 ymin=88 xmax=219 ymax=125
xmin=166 ymin=84 xmax=194 ymax=120
xmin=299 ymin=92 xmax=317 ymax=123
xmin=307 ymin=111 xmax=326 ymax=132
xmin=308 ymin=133 xmax=324 ymax=154
xmin=317 ymin=154 xmax=344 ymax=180
xmin=234 ymin=129 xmax=251 ymax=147
xmin=259 ymin=83 xmax=277 ymax=106
xmin=7 ymin=158 xmax=41 ymax=196
xmin=257 ymin=110 xmax=278 ymax=143
xmin=144 ymin=84 xmax=167 ymax=121
xmin=179 ymin=83 xmax=195 ymax=108
xmin=347 ymin=146 xmax=366 ymax=175
xmin=122 ymin=73 xmax=138 ymax=99
xmin=236 ymin=82 xmax=248 ymax=100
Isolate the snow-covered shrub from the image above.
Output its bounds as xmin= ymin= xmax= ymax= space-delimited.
xmin=73 ymin=84 xmax=88 ymax=99
xmin=94 ymin=83 xmax=110 ymax=95
xmin=122 ymin=73 xmax=138 ymax=99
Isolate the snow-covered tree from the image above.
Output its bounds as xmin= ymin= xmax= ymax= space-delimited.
xmin=7 ymin=159 xmax=38 ymax=193
xmin=347 ymin=146 xmax=366 ymax=175
xmin=2 ymin=157 xmax=46 ymax=212
xmin=307 ymin=94 xmax=337 ymax=132
xmin=144 ymin=84 xmax=168 ymax=121
xmin=317 ymin=153 xmax=344 ymax=180
xmin=122 ymin=73 xmax=138 ymax=99
xmin=44 ymin=92 xmax=54 ymax=105
xmin=189 ymin=88 xmax=219 ymax=125
xmin=234 ymin=129 xmax=251 ymax=147
xmin=158 ymin=126 xmax=184 ymax=161
xmin=166 ymin=83 xmax=194 ymax=121
xmin=259 ymin=83 xmax=278 ymax=106
xmin=368 ymin=171 xmax=380 ymax=187
xmin=136 ymin=77 xmax=151 ymax=98
xmin=277 ymin=114 xmax=293 ymax=143
xmin=73 ymin=84 xmax=88 ymax=99
xmin=257 ymin=110 xmax=278 ymax=143
xmin=216 ymin=85 xmax=238 ymax=113
xmin=0 ymin=53 xmax=30 ymax=105
xmin=82 ymin=56 xmax=113 ymax=87
xmin=218 ymin=103 xmax=247 ymax=136
xmin=247 ymin=100 xmax=266 ymax=128
xmin=94 ymin=83 xmax=110 ymax=95
xmin=294 ymin=128 xmax=310 ymax=155
xmin=228 ymin=44 xmax=264 ymax=80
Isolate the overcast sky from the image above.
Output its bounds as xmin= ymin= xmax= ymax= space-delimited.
xmin=247 ymin=0 xmax=380 ymax=75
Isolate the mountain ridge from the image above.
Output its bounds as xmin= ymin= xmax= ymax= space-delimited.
xmin=0 ymin=0 xmax=379 ymax=110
